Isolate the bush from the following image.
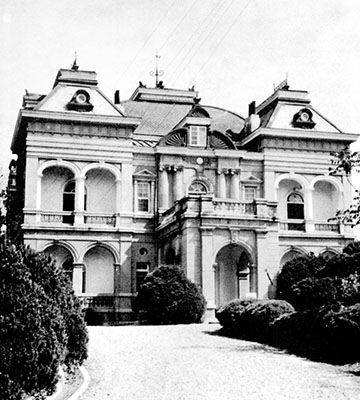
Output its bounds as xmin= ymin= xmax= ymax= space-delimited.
xmin=0 ymin=245 xmax=88 ymax=399
xmin=216 ymin=298 xmax=294 ymax=342
xmin=276 ymin=255 xmax=326 ymax=303
xmin=270 ymin=304 xmax=360 ymax=363
xmin=135 ymin=265 xmax=206 ymax=324
xmin=215 ymin=298 xmax=255 ymax=328
xmin=339 ymin=273 xmax=360 ymax=305
xmin=288 ymin=277 xmax=338 ymax=310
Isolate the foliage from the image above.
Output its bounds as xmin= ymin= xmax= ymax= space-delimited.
xmin=270 ymin=304 xmax=360 ymax=364
xmin=339 ymin=273 xmax=360 ymax=306
xmin=317 ymin=252 xmax=360 ymax=279
xmin=275 ymin=254 xmax=326 ymax=303
xmin=0 ymin=245 xmax=88 ymax=400
xmin=4 ymin=187 xmax=23 ymax=244
xmin=216 ymin=298 xmax=294 ymax=342
xmin=215 ymin=298 xmax=255 ymax=328
xmin=329 ymin=149 xmax=360 ymax=225
xmin=287 ymin=277 xmax=338 ymax=311
xmin=135 ymin=265 xmax=206 ymax=325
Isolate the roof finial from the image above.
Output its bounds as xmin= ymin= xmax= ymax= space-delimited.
xmin=150 ymin=50 xmax=164 ymax=88
xmin=71 ymin=52 xmax=79 ymax=71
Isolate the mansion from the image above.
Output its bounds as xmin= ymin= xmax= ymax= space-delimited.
xmin=9 ymin=65 xmax=357 ymax=320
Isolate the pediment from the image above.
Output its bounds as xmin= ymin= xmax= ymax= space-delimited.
xmin=267 ymin=104 xmax=341 ymax=133
xmin=134 ymin=169 xmax=156 ymax=177
xmin=242 ymin=174 xmax=262 ymax=183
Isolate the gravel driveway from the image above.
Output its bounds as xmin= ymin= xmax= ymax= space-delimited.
xmin=80 ymin=324 xmax=360 ymax=400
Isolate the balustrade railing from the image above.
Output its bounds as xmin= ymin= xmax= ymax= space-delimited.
xmin=314 ymin=222 xmax=340 ymax=233
xmin=279 ymin=220 xmax=306 ymax=231
xmin=84 ymin=214 xmax=116 ymax=226
xmin=213 ymin=200 xmax=255 ymax=215
xmin=40 ymin=212 xmax=116 ymax=226
xmin=280 ymin=220 xmax=340 ymax=233
xmin=79 ymin=295 xmax=115 ymax=308
xmin=41 ymin=211 xmax=73 ymax=224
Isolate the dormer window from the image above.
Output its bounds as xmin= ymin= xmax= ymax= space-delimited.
xmin=189 ymin=126 xmax=206 ymax=147
xmin=66 ymin=89 xmax=93 ymax=112
xmin=292 ymin=108 xmax=315 ymax=129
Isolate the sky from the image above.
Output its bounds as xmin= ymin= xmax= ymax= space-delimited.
xmin=1 ymin=0 xmax=360 ymax=175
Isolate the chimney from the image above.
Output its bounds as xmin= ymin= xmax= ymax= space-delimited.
xmin=248 ymin=101 xmax=256 ymax=116
xmin=114 ymin=90 xmax=120 ymax=104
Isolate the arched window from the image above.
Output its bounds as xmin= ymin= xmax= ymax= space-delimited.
xmin=188 ymin=181 xmax=208 ymax=195
xmin=287 ymin=192 xmax=304 ymax=231
xmin=63 ymin=181 xmax=75 ymax=223
xmin=287 ymin=192 xmax=304 ymax=219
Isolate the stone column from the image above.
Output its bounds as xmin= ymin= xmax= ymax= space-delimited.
xmin=174 ymin=166 xmax=183 ymax=201
xmin=304 ymin=187 xmax=314 ymax=232
xmin=115 ymin=179 xmax=122 ymax=226
xmin=115 ymin=179 xmax=122 ymax=213
xmin=150 ymin=181 xmax=155 ymax=212
xmin=200 ymin=227 xmax=216 ymax=320
xmin=230 ymin=169 xmax=240 ymax=199
xmin=114 ymin=263 xmax=121 ymax=294
xmin=35 ymin=172 xmax=42 ymax=224
xmin=217 ymin=169 xmax=226 ymax=198
xmin=74 ymin=177 xmax=85 ymax=225
xmin=72 ymin=263 xmax=84 ymax=295
xmin=159 ymin=166 xmax=169 ymax=210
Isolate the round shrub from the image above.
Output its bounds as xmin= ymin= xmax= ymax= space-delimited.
xmin=135 ymin=265 xmax=206 ymax=324
xmin=215 ymin=298 xmax=255 ymax=328
xmin=0 ymin=245 xmax=88 ymax=399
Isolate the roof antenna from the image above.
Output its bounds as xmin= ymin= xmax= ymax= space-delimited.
xmin=150 ymin=50 xmax=164 ymax=88
xmin=71 ymin=52 xmax=79 ymax=71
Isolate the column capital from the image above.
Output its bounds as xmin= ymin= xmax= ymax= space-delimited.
xmin=200 ymin=226 xmax=215 ymax=235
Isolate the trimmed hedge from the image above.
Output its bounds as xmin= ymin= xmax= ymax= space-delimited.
xmin=135 ymin=265 xmax=206 ymax=324
xmin=0 ymin=245 xmax=88 ymax=400
xmin=216 ymin=298 xmax=294 ymax=342
xmin=270 ymin=304 xmax=360 ymax=363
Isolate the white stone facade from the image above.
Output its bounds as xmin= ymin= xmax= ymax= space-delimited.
xmin=10 ymin=68 xmax=357 ymax=320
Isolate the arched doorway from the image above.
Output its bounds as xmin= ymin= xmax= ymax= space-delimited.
xmin=215 ymin=244 xmax=254 ymax=308
xmin=83 ymin=246 xmax=115 ymax=294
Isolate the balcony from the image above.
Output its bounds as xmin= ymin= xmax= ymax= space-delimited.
xmin=213 ymin=199 xmax=255 ymax=215
xmin=26 ymin=210 xmax=117 ymax=227
xmin=159 ymin=196 xmax=277 ymax=225
xmin=280 ymin=219 xmax=341 ymax=234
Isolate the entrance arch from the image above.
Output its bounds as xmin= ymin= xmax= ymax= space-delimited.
xmin=215 ymin=243 xmax=255 ymax=308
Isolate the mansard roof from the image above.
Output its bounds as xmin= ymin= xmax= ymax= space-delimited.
xmin=255 ymin=87 xmax=341 ymax=133
xmin=122 ymin=99 xmax=245 ymax=143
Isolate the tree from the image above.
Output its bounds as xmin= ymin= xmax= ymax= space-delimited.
xmin=135 ymin=265 xmax=206 ymax=324
xmin=330 ymin=149 xmax=360 ymax=225
xmin=0 ymin=245 xmax=88 ymax=400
